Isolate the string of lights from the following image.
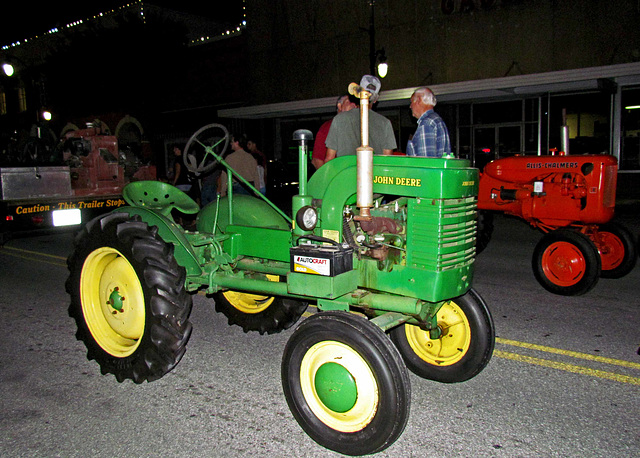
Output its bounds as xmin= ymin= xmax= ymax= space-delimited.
xmin=189 ymin=0 xmax=247 ymax=45
xmin=1 ymin=0 xmax=247 ymax=50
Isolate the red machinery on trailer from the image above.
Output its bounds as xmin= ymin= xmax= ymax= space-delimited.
xmin=1 ymin=126 xmax=155 ymax=243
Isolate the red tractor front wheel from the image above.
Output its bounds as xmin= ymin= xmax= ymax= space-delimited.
xmin=532 ymin=229 xmax=601 ymax=296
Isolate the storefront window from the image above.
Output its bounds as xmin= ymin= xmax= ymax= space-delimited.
xmin=621 ymin=88 xmax=640 ymax=170
xmin=455 ymin=98 xmax=538 ymax=169
xmin=437 ymin=91 xmax=620 ymax=168
xmin=474 ymin=100 xmax=521 ymax=124
xmin=548 ymin=92 xmax=610 ymax=155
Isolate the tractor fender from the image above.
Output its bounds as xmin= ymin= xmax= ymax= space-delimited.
xmin=113 ymin=206 xmax=202 ymax=276
xmin=197 ymin=194 xmax=290 ymax=234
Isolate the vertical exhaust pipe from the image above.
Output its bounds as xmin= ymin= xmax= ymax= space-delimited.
xmin=560 ymin=108 xmax=570 ymax=155
xmin=348 ymin=82 xmax=374 ymax=221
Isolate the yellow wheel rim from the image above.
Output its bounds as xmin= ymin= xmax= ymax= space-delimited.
xmin=80 ymin=247 xmax=145 ymax=357
xmin=405 ymin=300 xmax=471 ymax=366
xmin=222 ymin=274 xmax=278 ymax=314
xmin=300 ymin=341 xmax=379 ymax=433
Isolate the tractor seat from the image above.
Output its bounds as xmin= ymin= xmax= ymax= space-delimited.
xmin=123 ymin=181 xmax=199 ymax=217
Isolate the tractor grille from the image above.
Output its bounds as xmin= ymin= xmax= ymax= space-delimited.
xmin=406 ymin=196 xmax=477 ymax=271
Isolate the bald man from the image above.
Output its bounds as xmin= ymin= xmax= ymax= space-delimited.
xmin=406 ymin=87 xmax=451 ymax=157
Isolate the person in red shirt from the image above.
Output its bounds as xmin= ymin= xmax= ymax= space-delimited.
xmin=311 ymin=94 xmax=357 ymax=169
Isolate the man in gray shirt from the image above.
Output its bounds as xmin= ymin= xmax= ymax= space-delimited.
xmin=325 ymin=75 xmax=397 ymax=160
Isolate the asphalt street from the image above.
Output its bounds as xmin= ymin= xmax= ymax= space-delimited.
xmin=0 ymin=207 xmax=638 ymax=457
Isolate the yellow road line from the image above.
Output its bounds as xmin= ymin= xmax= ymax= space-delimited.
xmin=496 ymin=337 xmax=640 ymax=370
xmin=0 ymin=248 xmax=67 ymax=267
xmin=494 ymin=350 xmax=640 ymax=386
xmin=2 ymin=245 xmax=67 ymax=261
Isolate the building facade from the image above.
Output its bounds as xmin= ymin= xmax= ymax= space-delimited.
xmin=222 ymin=0 xmax=640 ymax=197
xmin=1 ymin=1 xmax=639 ymax=196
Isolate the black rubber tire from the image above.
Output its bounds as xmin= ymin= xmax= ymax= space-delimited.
xmin=390 ymin=288 xmax=495 ymax=383
xmin=215 ymin=280 xmax=307 ymax=335
xmin=475 ymin=210 xmax=494 ymax=255
xmin=66 ymin=212 xmax=193 ymax=383
xmin=596 ymin=222 xmax=637 ymax=279
xmin=532 ymin=228 xmax=601 ymax=296
xmin=282 ymin=311 xmax=410 ymax=456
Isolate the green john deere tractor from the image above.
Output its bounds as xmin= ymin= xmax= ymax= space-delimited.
xmin=66 ymin=82 xmax=495 ymax=455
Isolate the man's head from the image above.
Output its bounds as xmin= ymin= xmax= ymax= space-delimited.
xmin=359 ymin=75 xmax=382 ymax=104
xmin=230 ymin=133 xmax=248 ymax=151
xmin=410 ymin=87 xmax=437 ymax=119
xmin=336 ymin=94 xmax=358 ymax=113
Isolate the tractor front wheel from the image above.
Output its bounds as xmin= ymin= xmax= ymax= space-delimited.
xmin=389 ymin=288 xmax=495 ymax=383
xmin=532 ymin=228 xmax=600 ymax=296
xmin=215 ymin=277 xmax=307 ymax=334
xmin=66 ymin=212 xmax=193 ymax=383
xmin=281 ymin=311 xmax=410 ymax=456
xmin=595 ymin=222 xmax=637 ymax=279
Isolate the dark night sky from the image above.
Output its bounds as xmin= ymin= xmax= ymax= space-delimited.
xmin=0 ymin=1 xmax=244 ymax=45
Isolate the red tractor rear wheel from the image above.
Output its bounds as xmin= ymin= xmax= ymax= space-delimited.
xmin=532 ymin=229 xmax=601 ymax=296
xmin=594 ymin=222 xmax=637 ymax=279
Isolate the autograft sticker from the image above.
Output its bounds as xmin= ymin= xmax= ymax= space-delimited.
xmin=293 ymin=255 xmax=330 ymax=276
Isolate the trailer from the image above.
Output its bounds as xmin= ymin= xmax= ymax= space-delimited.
xmin=1 ymin=126 xmax=155 ymax=243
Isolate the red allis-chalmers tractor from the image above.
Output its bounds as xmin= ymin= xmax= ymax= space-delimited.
xmin=477 ymin=152 xmax=637 ymax=296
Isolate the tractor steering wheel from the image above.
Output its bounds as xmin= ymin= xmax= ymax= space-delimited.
xmin=183 ymin=123 xmax=230 ymax=175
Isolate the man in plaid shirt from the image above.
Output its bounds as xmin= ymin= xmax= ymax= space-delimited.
xmin=406 ymin=87 xmax=451 ymax=157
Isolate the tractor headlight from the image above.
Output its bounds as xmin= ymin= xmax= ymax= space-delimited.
xmin=296 ymin=205 xmax=318 ymax=231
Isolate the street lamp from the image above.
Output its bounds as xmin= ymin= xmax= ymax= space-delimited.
xmin=1 ymin=56 xmax=52 ymax=123
xmin=363 ymin=1 xmax=389 ymax=79
xmin=2 ymin=63 xmax=15 ymax=77
xmin=377 ymin=61 xmax=388 ymax=78
xmin=375 ymin=48 xmax=387 ymax=78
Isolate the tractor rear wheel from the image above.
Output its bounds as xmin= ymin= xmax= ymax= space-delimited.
xmin=595 ymin=222 xmax=637 ymax=279
xmin=282 ymin=311 xmax=410 ymax=456
xmin=390 ymin=288 xmax=495 ymax=383
xmin=66 ymin=212 xmax=193 ymax=383
xmin=215 ymin=276 xmax=307 ymax=335
xmin=532 ymin=228 xmax=600 ymax=296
